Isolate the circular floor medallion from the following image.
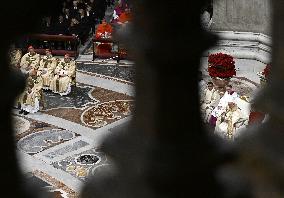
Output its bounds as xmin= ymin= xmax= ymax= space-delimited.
xmin=75 ymin=154 xmax=100 ymax=165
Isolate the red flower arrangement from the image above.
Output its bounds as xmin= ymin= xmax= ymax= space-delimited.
xmin=262 ymin=64 xmax=271 ymax=79
xmin=208 ymin=53 xmax=236 ymax=78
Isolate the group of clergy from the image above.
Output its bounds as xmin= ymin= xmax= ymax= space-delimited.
xmin=200 ymin=82 xmax=250 ymax=140
xmin=11 ymin=46 xmax=76 ymax=115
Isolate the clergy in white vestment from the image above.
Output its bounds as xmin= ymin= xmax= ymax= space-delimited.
xmin=20 ymin=46 xmax=40 ymax=74
xmin=49 ymin=54 xmax=76 ymax=96
xmin=209 ymin=84 xmax=238 ymax=127
xmin=19 ymin=69 xmax=43 ymax=114
xmin=214 ymin=98 xmax=248 ymax=140
xmin=38 ymin=49 xmax=57 ymax=89
xmin=200 ymin=82 xmax=220 ymax=122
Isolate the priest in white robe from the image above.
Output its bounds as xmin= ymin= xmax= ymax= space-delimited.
xmin=209 ymin=84 xmax=238 ymax=127
xmin=50 ymin=54 xmax=76 ymax=96
xmin=19 ymin=69 xmax=43 ymax=114
xmin=20 ymin=46 xmax=40 ymax=74
xmin=214 ymin=98 xmax=249 ymax=140
xmin=200 ymin=82 xmax=220 ymax=122
xmin=38 ymin=49 xmax=57 ymax=89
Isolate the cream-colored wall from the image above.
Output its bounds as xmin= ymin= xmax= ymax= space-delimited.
xmin=211 ymin=0 xmax=272 ymax=35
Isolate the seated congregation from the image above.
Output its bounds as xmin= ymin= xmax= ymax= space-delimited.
xmin=11 ymin=46 xmax=76 ymax=115
xmin=34 ymin=0 xmax=131 ymax=45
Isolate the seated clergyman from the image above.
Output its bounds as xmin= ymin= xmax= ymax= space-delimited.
xmin=214 ymin=98 xmax=248 ymax=140
xmin=20 ymin=46 xmax=40 ymax=74
xmin=94 ymin=19 xmax=114 ymax=56
xmin=38 ymin=49 xmax=57 ymax=89
xmin=49 ymin=54 xmax=76 ymax=96
xmin=209 ymin=84 xmax=238 ymax=127
xmin=116 ymin=7 xmax=132 ymax=25
xmin=95 ymin=19 xmax=113 ymax=39
xmin=200 ymin=82 xmax=220 ymax=123
xmin=19 ymin=69 xmax=43 ymax=115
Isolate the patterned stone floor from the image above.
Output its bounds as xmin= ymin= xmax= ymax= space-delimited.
xmin=77 ymin=62 xmax=135 ymax=83
xmin=15 ymin=52 xmax=264 ymax=196
xmin=43 ymin=84 xmax=97 ymax=110
xmin=43 ymin=84 xmax=134 ymax=129
xmin=27 ymin=171 xmax=79 ymax=197
xmin=15 ymin=61 xmax=134 ymax=196
xmin=52 ymin=148 xmax=109 ymax=182
xmin=81 ymin=41 xmax=93 ymax=55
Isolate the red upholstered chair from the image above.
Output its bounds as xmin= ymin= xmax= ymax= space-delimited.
xmin=248 ymin=111 xmax=265 ymax=126
xmin=96 ymin=43 xmax=113 ymax=57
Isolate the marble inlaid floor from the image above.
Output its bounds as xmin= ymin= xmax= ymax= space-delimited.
xmin=15 ymin=55 xmax=264 ymax=196
xmin=27 ymin=171 xmax=79 ymax=197
xmin=15 ymin=61 xmax=134 ymax=196
xmin=77 ymin=62 xmax=135 ymax=83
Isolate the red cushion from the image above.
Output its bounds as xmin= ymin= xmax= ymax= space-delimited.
xmin=248 ymin=112 xmax=265 ymax=125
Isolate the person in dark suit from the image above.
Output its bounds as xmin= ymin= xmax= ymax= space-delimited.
xmin=78 ymin=8 xmax=90 ymax=44
xmin=53 ymin=15 xmax=69 ymax=35
xmin=68 ymin=18 xmax=82 ymax=38
xmin=86 ymin=5 xmax=99 ymax=32
xmin=40 ymin=16 xmax=55 ymax=34
xmin=77 ymin=0 xmax=86 ymax=9
xmin=64 ymin=0 xmax=73 ymax=8
xmin=87 ymin=0 xmax=95 ymax=8
xmin=63 ymin=8 xmax=71 ymax=24
xmin=70 ymin=0 xmax=80 ymax=18
xmin=94 ymin=0 xmax=107 ymax=20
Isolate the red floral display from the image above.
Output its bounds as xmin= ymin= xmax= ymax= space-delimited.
xmin=208 ymin=53 xmax=236 ymax=78
xmin=262 ymin=64 xmax=271 ymax=79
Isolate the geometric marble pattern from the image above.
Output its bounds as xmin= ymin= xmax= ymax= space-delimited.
xmin=43 ymin=140 xmax=89 ymax=160
xmin=43 ymin=86 xmax=134 ymax=130
xmin=17 ymin=129 xmax=77 ymax=155
xmin=14 ymin=116 xmax=63 ymax=142
xmin=52 ymin=148 xmax=108 ymax=181
xmin=13 ymin=28 xmax=267 ymax=197
xmin=16 ymin=60 xmax=133 ymax=194
xmin=77 ymin=62 xmax=135 ymax=82
xmin=43 ymin=84 xmax=98 ymax=110
xmin=27 ymin=175 xmax=70 ymax=197
xmin=81 ymin=100 xmax=134 ymax=128
xmin=16 ymin=57 xmax=262 ymax=195
xmin=30 ymin=170 xmax=79 ymax=197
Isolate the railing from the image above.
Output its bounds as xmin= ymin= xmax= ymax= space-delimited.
xmin=24 ymin=34 xmax=80 ymax=59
